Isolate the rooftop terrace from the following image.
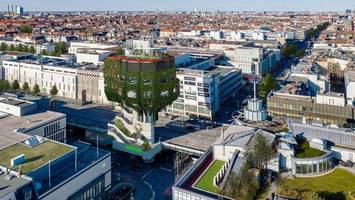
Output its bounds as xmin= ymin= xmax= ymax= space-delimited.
xmin=0 ymin=140 xmax=73 ymax=174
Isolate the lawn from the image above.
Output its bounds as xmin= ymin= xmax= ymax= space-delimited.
xmin=195 ymin=160 xmax=225 ymax=193
xmin=295 ymin=140 xmax=326 ymax=158
xmin=279 ymin=168 xmax=355 ymax=200
xmin=0 ymin=141 xmax=73 ymax=174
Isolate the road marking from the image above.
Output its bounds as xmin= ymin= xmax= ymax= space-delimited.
xmin=141 ymin=169 xmax=154 ymax=180
xmin=160 ymin=167 xmax=173 ymax=172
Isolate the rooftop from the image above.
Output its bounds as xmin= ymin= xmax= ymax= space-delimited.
xmin=165 ymin=125 xmax=228 ymax=152
xmin=0 ymin=98 xmax=33 ymax=107
xmin=0 ymin=111 xmax=65 ymax=136
xmin=0 ymin=140 xmax=74 ymax=174
xmin=0 ymin=171 xmax=31 ymax=198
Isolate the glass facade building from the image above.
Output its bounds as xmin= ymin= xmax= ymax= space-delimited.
xmin=292 ymin=151 xmax=334 ymax=176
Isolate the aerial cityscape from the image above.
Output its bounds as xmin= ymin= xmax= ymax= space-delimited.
xmin=0 ymin=1 xmax=354 ymax=200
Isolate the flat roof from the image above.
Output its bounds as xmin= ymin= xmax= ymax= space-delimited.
xmin=165 ymin=125 xmax=228 ymax=152
xmin=0 ymin=111 xmax=65 ymax=136
xmin=0 ymin=140 xmax=74 ymax=174
xmin=0 ymin=172 xmax=31 ymax=198
xmin=0 ymin=98 xmax=33 ymax=107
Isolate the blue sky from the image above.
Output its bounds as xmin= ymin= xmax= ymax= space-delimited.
xmin=3 ymin=0 xmax=354 ymax=12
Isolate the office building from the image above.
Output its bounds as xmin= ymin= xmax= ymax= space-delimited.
xmin=0 ymin=96 xmax=67 ymax=142
xmin=0 ymin=135 xmax=111 ymax=200
xmin=165 ymin=54 xmax=243 ymax=120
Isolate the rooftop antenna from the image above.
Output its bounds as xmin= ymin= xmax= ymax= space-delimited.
xmin=250 ymin=66 xmax=260 ymax=101
xmin=48 ymin=159 xmax=51 ymax=188
xmin=96 ymin=135 xmax=99 ymax=159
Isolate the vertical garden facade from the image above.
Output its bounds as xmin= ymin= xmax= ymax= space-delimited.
xmin=104 ymin=55 xmax=180 ymax=122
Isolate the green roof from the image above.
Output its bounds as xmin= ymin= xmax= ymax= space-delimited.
xmin=195 ymin=160 xmax=225 ymax=193
xmin=295 ymin=140 xmax=326 ymax=158
xmin=0 ymin=141 xmax=74 ymax=174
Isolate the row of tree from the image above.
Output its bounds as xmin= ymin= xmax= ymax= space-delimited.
xmin=0 ymin=42 xmax=68 ymax=57
xmin=0 ymin=43 xmax=36 ymax=53
xmin=0 ymin=79 xmax=58 ymax=97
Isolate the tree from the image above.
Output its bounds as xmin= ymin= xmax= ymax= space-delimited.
xmin=23 ymin=45 xmax=29 ymax=53
xmin=21 ymin=82 xmax=30 ymax=93
xmin=19 ymin=25 xmax=33 ymax=33
xmin=33 ymin=84 xmax=40 ymax=95
xmin=29 ymin=46 xmax=36 ymax=54
xmin=0 ymin=43 xmax=8 ymax=51
xmin=54 ymin=42 xmax=67 ymax=56
xmin=11 ymin=80 xmax=20 ymax=91
xmin=116 ymin=48 xmax=125 ymax=56
xmin=246 ymin=134 xmax=274 ymax=169
xmin=0 ymin=80 xmax=10 ymax=92
xmin=9 ymin=44 xmax=16 ymax=51
xmin=40 ymin=49 xmax=47 ymax=55
xmin=222 ymin=164 xmax=259 ymax=200
xmin=50 ymin=85 xmax=58 ymax=97
xmin=17 ymin=44 xmax=24 ymax=52
xmin=258 ymin=73 xmax=277 ymax=99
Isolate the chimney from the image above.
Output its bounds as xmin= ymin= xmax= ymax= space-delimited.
xmin=11 ymin=5 xmax=14 ymax=14
xmin=8 ymin=5 xmax=10 ymax=14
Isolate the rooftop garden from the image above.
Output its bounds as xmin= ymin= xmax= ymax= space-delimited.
xmin=0 ymin=141 xmax=73 ymax=174
xmin=295 ymin=139 xmax=326 ymax=158
xmin=278 ymin=168 xmax=355 ymax=200
xmin=195 ymin=160 xmax=225 ymax=193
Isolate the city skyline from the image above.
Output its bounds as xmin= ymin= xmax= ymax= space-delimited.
xmin=2 ymin=0 xmax=355 ymax=12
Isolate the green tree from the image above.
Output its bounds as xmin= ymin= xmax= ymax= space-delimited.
xmin=23 ymin=45 xmax=29 ymax=53
xmin=115 ymin=48 xmax=125 ymax=56
xmin=50 ymin=85 xmax=58 ymax=97
xmin=0 ymin=80 xmax=11 ymax=92
xmin=258 ymin=73 xmax=277 ymax=99
xmin=0 ymin=43 xmax=8 ymax=51
xmin=54 ymin=42 xmax=67 ymax=56
xmin=17 ymin=44 xmax=24 ymax=52
xmin=33 ymin=84 xmax=40 ymax=95
xmin=29 ymin=46 xmax=36 ymax=54
xmin=246 ymin=134 xmax=274 ymax=169
xmin=11 ymin=80 xmax=20 ymax=91
xmin=9 ymin=44 xmax=16 ymax=51
xmin=222 ymin=164 xmax=259 ymax=200
xmin=21 ymin=82 xmax=30 ymax=93
xmin=40 ymin=49 xmax=47 ymax=55
xmin=19 ymin=25 xmax=33 ymax=33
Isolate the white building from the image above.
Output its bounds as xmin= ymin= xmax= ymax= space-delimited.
xmin=345 ymin=70 xmax=355 ymax=106
xmin=316 ymin=92 xmax=345 ymax=107
xmin=68 ymin=41 xmax=118 ymax=54
xmin=2 ymin=55 xmax=86 ymax=99
xmin=166 ymin=57 xmax=243 ymax=120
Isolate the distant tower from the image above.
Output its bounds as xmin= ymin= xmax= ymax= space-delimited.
xmin=243 ymin=67 xmax=267 ymax=122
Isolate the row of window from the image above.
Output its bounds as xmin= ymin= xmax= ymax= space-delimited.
xmin=44 ymin=122 xmax=61 ymax=137
xmin=295 ymin=159 xmax=333 ymax=175
xmin=74 ymin=180 xmax=104 ymax=200
xmin=48 ymin=131 xmax=65 ymax=142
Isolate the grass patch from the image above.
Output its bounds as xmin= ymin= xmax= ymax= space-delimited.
xmin=0 ymin=141 xmax=73 ymax=174
xmin=195 ymin=160 xmax=225 ymax=193
xmin=115 ymin=119 xmax=132 ymax=137
xmin=295 ymin=140 xmax=325 ymax=158
xmin=279 ymin=168 xmax=355 ymax=200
